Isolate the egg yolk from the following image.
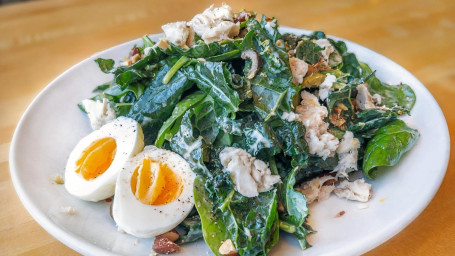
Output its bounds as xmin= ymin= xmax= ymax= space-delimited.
xmin=75 ymin=137 xmax=117 ymax=180
xmin=130 ymin=157 xmax=183 ymax=205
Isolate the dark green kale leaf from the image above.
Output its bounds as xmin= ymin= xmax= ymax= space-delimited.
xmin=349 ymin=109 xmax=398 ymax=133
xmin=273 ymin=120 xmax=309 ymax=168
xmin=278 ymin=168 xmax=311 ymax=249
xmin=246 ymin=17 xmax=294 ymax=120
xmin=295 ymin=40 xmax=323 ymax=64
xmin=229 ymin=189 xmax=279 ymax=255
xmin=176 ymin=214 xmax=203 ymax=244
xmin=363 ymin=120 xmax=419 ymax=179
xmin=186 ymin=62 xmax=240 ymax=114
xmin=242 ymin=122 xmax=281 ymax=158
xmin=205 ymin=31 xmax=255 ymax=62
xmin=164 ymin=42 xmax=221 ymax=58
xmin=155 ymin=90 xmax=207 ymax=147
xmin=169 ymin=111 xmax=209 ymax=176
xmin=127 ymin=59 xmax=193 ymax=144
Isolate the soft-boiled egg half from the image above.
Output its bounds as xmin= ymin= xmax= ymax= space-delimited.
xmin=65 ymin=117 xmax=144 ymax=202
xmin=113 ymin=145 xmax=195 ymax=238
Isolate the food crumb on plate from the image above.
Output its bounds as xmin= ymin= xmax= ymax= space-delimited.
xmin=134 ymin=239 xmax=139 ymax=246
xmin=53 ymin=173 xmax=64 ymax=184
xmin=379 ymin=197 xmax=387 ymax=202
xmin=335 ymin=210 xmax=345 ymax=218
xmin=60 ymin=206 xmax=76 ymax=215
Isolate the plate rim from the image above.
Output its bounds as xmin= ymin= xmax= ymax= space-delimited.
xmin=9 ymin=27 xmax=451 ymax=256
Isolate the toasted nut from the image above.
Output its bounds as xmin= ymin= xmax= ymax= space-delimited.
xmin=333 ymin=106 xmax=342 ymax=115
xmin=156 ymin=229 xmax=179 ymax=242
xmin=153 ymin=237 xmax=180 ymax=254
xmin=241 ymin=49 xmax=262 ymax=79
xmin=219 ymin=239 xmax=238 ymax=256
xmin=335 ymin=210 xmax=346 ymax=218
xmin=53 ymin=173 xmax=64 ymax=184
xmin=234 ymin=11 xmax=255 ymax=23
xmin=129 ymin=47 xmax=140 ymax=58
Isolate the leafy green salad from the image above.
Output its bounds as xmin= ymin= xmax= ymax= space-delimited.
xmin=79 ymin=4 xmax=419 ymax=256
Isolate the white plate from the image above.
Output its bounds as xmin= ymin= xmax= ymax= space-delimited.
xmin=10 ymin=27 xmax=450 ymax=256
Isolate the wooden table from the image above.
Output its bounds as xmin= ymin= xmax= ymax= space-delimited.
xmin=1 ymin=0 xmax=454 ymax=255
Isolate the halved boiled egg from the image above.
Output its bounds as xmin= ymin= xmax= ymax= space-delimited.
xmin=65 ymin=117 xmax=144 ymax=201
xmin=112 ymin=145 xmax=195 ymax=238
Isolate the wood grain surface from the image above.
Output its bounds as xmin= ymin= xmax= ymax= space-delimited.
xmin=1 ymin=0 xmax=454 ymax=255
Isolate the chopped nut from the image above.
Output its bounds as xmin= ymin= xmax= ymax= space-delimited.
xmin=219 ymin=239 xmax=238 ymax=256
xmin=153 ymin=237 xmax=180 ymax=254
xmin=53 ymin=174 xmax=64 ymax=184
xmin=234 ymin=10 xmax=255 ymax=23
xmin=329 ymin=113 xmax=346 ymax=128
xmin=241 ymin=49 xmax=261 ymax=79
xmin=335 ymin=210 xmax=345 ymax=218
xmin=337 ymin=102 xmax=348 ymax=111
xmin=129 ymin=47 xmax=141 ymax=58
xmin=156 ymin=229 xmax=179 ymax=242
xmin=332 ymin=106 xmax=342 ymax=115
xmin=61 ymin=206 xmax=76 ymax=215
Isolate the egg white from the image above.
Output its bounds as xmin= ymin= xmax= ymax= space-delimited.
xmin=112 ymin=145 xmax=195 ymax=238
xmin=65 ymin=117 xmax=144 ymax=202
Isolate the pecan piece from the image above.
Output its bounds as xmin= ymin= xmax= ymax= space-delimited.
xmin=219 ymin=239 xmax=238 ymax=256
xmin=156 ymin=229 xmax=179 ymax=243
xmin=153 ymin=237 xmax=180 ymax=254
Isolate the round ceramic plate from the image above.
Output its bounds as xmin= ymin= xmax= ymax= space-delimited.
xmin=10 ymin=27 xmax=450 ymax=256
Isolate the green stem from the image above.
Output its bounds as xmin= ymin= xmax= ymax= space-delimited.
xmin=162 ymin=56 xmax=190 ymax=84
xmin=279 ymin=220 xmax=296 ymax=233
xmin=219 ymin=190 xmax=235 ymax=212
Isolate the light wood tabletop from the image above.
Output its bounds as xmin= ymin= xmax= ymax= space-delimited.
xmin=1 ymin=0 xmax=454 ymax=255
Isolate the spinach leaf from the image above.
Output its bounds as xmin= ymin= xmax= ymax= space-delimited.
xmin=127 ymin=60 xmax=193 ymax=144
xmin=186 ymin=62 xmax=240 ymax=114
xmin=155 ymin=90 xmax=207 ymax=147
xmin=363 ymin=120 xmax=419 ymax=179
xmin=366 ymin=76 xmax=416 ymax=113
xmin=295 ymin=40 xmax=323 ymax=64
xmin=94 ymin=58 xmax=115 ymax=73
xmin=193 ymin=176 xmax=232 ymax=256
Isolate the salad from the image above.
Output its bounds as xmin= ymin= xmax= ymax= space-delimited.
xmin=64 ymin=4 xmax=419 ymax=256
